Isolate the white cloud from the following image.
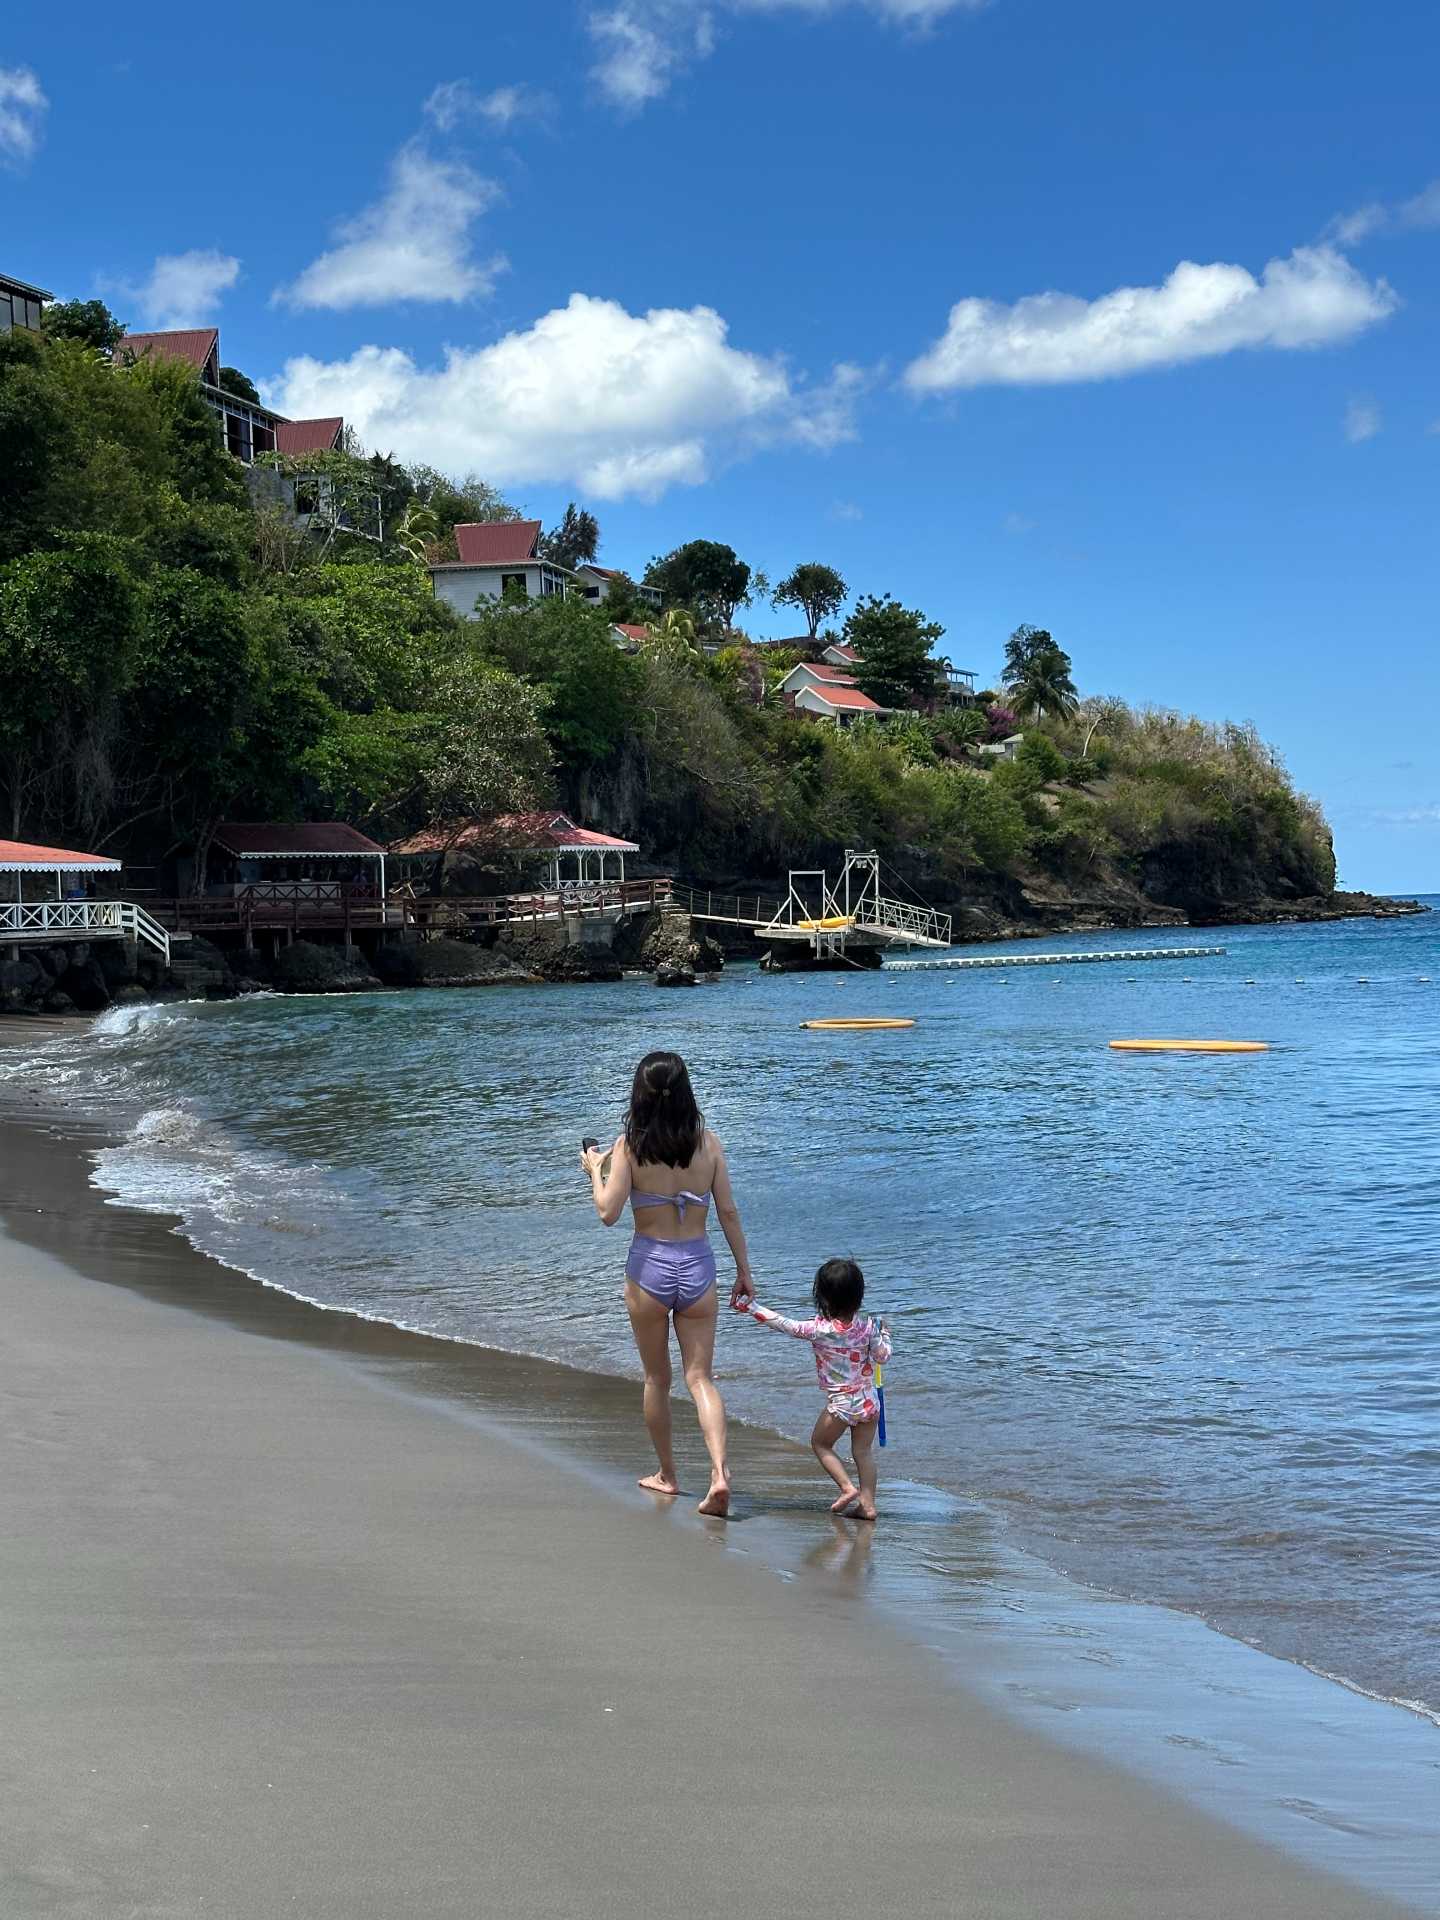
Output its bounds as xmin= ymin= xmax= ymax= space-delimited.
xmin=0 ymin=65 xmax=47 ymax=165
xmin=423 ymin=79 xmax=552 ymax=130
xmin=829 ymin=499 xmax=864 ymax=521
xmin=1002 ymin=511 xmax=1036 ymax=534
xmin=589 ymin=7 xmax=689 ymax=111
xmin=1327 ymin=178 xmax=1440 ymax=245
xmin=269 ymin=292 xmax=856 ymax=500
xmin=905 ymin=245 xmax=1396 ymax=392
xmin=1398 ymin=181 xmax=1440 ymax=230
xmin=1343 ymin=395 xmax=1381 ymax=443
xmin=126 ymin=249 xmax=241 ymax=327
xmin=589 ymin=0 xmax=985 ymax=110
xmin=276 ymin=146 xmax=504 ymax=310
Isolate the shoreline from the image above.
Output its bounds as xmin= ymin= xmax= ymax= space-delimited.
xmin=2 ymin=1095 xmax=1437 ymax=1914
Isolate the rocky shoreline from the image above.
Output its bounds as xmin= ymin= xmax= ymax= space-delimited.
xmin=0 ymin=893 xmax=1425 ymax=1018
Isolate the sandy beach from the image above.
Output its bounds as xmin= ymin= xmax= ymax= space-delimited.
xmin=0 ymin=1105 xmax=1423 ymax=1920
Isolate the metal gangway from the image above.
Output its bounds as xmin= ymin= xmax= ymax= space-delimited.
xmin=678 ymin=852 xmax=950 ymax=958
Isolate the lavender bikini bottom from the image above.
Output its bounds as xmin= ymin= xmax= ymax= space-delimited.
xmin=626 ymin=1234 xmax=717 ymax=1310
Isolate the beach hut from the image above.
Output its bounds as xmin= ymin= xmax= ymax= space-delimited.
xmin=0 ymin=839 xmax=171 ymax=962
xmin=391 ymin=813 xmax=640 ymax=899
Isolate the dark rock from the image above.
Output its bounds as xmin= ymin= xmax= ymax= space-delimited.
xmin=635 ymin=912 xmax=724 ymax=976
xmin=42 ymin=989 xmax=76 ymax=1014
xmin=271 ymin=941 xmax=381 ymax=994
xmin=110 ymin=982 xmax=150 ymax=1005
xmin=654 ymin=966 xmax=696 ymax=987
xmin=375 ymin=939 xmax=538 ymax=988
xmin=95 ymin=942 xmax=140 ymax=987
xmin=56 ymin=958 xmax=111 ymax=1011
xmin=494 ymin=925 xmax=622 ymax=983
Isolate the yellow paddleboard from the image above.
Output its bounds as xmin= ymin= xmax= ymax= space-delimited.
xmin=803 ymin=1017 xmax=916 ymax=1031
xmin=794 ymin=915 xmax=856 ymax=932
xmin=1109 ymin=1039 xmax=1269 ymax=1054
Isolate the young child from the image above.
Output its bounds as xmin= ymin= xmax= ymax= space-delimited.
xmin=737 ymin=1257 xmax=891 ymax=1520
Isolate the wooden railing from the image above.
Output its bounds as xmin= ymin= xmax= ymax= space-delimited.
xmin=0 ymin=899 xmax=171 ymax=962
xmin=146 ymin=878 xmax=671 ymax=938
xmin=401 ymin=877 xmax=672 ymax=930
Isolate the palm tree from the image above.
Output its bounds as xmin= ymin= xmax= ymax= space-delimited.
xmin=393 ymin=501 xmax=440 ymax=567
xmin=939 ymin=706 xmax=986 ymax=756
xmin=643 ymin=608 xmax=698 ymax=657
xmin=1009 ymin=646 xmax=1078 ymax=720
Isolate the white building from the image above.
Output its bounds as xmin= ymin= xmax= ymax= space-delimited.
xmin=576 ymin=564 xmax=661 ymax=610
xmin=430 ymin=520 xmax=574 ymax=615
xmin=776 ymin=661 xmax=889 ymax=726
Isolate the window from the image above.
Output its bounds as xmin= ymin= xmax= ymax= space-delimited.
xmin=0 ymin=292 xmax=12 ymax=332
xmin=24 ymin=298 xmax=42 ymax=329
xmin=501 ymin=573 xmax=529 ymax=601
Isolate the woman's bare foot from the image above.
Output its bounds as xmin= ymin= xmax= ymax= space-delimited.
xmin=850 ymin=1499 xmax=877 ymax=1522
xmin=697 ymin=1476 xmax=731 ymax=1517
xmin=829 ymin=1486 xmax=860 ymax=1514
xmin=638 ymin=1471 xmax=680 ymax=1495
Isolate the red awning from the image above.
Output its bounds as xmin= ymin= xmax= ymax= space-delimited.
xmin=391 ymin=812 xmax=638 ymax=857
xmin=213 ymin=823 xmax=385 ymax=859
xmin=0 ymin=839 xmax=121 ymax=872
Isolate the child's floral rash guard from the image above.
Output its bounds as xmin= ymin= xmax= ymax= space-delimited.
xmin=749 ymin=1308 xmax=892 ymax=1425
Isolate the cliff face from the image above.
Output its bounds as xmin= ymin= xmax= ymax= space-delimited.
xmin=565 ymin=755 xmax=1419 ymax=938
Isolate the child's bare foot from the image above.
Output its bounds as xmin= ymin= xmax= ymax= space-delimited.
xmin=829 ymin=1486 xmax=860 ymax=1513
xmin=697 ymin=1475 xmax=731 ymax=1517
xmin=638 ymin=1471 xmax=679 ymax=1495
xmin=850 ymin=1499 xmax=877 ymax=1522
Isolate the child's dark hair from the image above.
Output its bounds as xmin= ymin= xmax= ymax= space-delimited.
xmin=813 ymin=1257 xmax=865 ymax=1319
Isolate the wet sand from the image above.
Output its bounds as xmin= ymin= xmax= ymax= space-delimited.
xmin=0 ymin=1110 xmax=1423 ymax=1920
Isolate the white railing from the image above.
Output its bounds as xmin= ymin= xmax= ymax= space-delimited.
xmin=853 ymin=894 xmax=952 ymax=947
xmin=0 ymin=899 xmax=170 ymax=964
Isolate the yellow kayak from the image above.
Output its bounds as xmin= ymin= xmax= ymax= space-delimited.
xmin=794 ymin=915 xmax=855 ymax=932
xmin=803 ymin=1017 xmax=916 ymax=1031
xmin=1109 ymin=1039 xmax=1269 ymax=1054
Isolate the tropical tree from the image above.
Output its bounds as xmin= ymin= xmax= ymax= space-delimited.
xmin=644 ymin=608 xmax=698 ymax=658
xmin=772 ymin=562 xmax=847 ymax=638
xmin=539 ymin=502 xmax=600 ymax=571
xmin=393 ymin=501 xmax=441 ymax=567
xmin=1003 ymin=623 xmax=1062 ymax=681
xmin=845 ymin=595 xmax=945 ymax=708
xmin=1007 ymin=646 xmax=1078 ymax=720
xmin=933 ymin=706 xmax=986 ymax=756
xmin=41 ymin=298 xmax=126 ymax=353
xmin=217 ymin=366 xmax=261 ymax=403
xmin=644 ymin=539 xmax=750 ymax=630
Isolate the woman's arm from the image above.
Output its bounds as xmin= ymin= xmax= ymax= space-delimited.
xmin=708 ymin=1132 xmax=754 ymax=1307
xmin=582 ymin=1133 xmax=632 ymax=1227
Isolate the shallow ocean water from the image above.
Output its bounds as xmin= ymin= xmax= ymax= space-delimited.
xmin=7 ymin=903 xmax=1438 ymax=1727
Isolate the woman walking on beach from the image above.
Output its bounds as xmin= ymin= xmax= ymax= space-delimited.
xmin=582 ymin=1051 xmax=754 ymax=1516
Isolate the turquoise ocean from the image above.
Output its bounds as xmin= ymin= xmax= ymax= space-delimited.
xmin=6 ymin=904 xmax=1438 ymax=1741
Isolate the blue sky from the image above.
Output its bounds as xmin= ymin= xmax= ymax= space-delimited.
xmin=3 ymin=0 xmax=1437 ymax=889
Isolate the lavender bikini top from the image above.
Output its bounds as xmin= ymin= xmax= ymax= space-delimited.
xmin=632 ymin=1189 xmax=711 ymax=1222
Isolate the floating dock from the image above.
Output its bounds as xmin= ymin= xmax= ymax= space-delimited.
xmin=884 ymin=945 xmax=1226 ymax=972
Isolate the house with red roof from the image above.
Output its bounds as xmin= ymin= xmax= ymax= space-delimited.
xmin=429 ymin=520 xmax=577 ymax=614
xmin=574 ymin=563 xmax=661 ymax=612
xmin=429 ymin=527 xmax=666 ymax=619
xmin=776 ymin=658 xmax=890 ymax=724
xmin=117 ymin=327 xmax=345 ymax=468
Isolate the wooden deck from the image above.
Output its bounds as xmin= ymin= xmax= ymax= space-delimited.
xmin=139 ymin=877 xmax=674 ymax=941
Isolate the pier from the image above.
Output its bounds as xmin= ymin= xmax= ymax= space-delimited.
xmin=678 ymin=851 xmax=952 ymax=961
xmin=885 ymin=945 xmax=1226 ymax=971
